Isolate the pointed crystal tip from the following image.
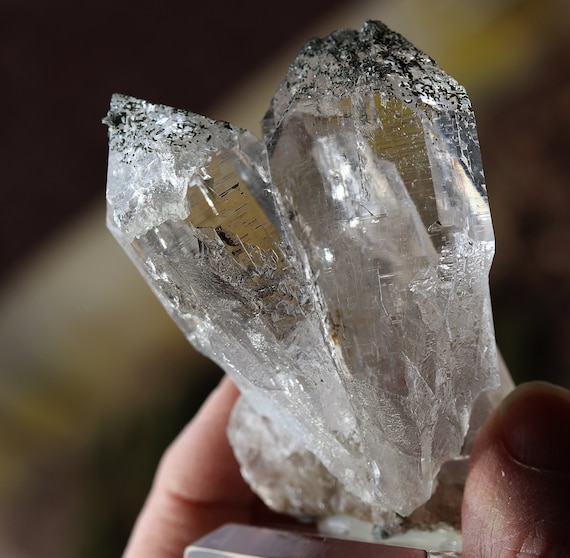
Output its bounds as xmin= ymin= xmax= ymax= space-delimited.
xmin=105 ymin=20 xmax=511 ymax=537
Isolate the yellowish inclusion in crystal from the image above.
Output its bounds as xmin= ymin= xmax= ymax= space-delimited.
xmin=367 ymin=94 xmax=438 ymax=231
xmin=186 ymin=151 xmax=280 ymax=265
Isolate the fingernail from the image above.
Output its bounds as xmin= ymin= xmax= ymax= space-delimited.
xmin=500 ymin=381 xmax=570 ymax=471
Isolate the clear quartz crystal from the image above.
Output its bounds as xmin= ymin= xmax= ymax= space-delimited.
xmin=105 ymin=20 xmax=512 ymax=549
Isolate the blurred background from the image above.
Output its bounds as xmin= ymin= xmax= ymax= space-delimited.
xmin=1 ymin=0 xmax=569 ymax=555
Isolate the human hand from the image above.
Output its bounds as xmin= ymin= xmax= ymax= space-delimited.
xmin=121 ymin=377 xmax=289 ymax=558
xmin=462 ymin=380 xmax=570 ymax=557
xmin=122 ymin=378 xmax=570 ymax=558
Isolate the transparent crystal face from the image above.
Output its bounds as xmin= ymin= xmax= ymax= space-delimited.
xmin=260 ymin=84 xmax=498 ymax=517
xmin=105 ymin=20 xmax=510 ymax=532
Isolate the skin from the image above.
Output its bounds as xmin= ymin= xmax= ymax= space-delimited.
xmin=123 ymin=378 xmax=570 ymax=558
xmin=462 ymin=381 xmax=570 ymax=557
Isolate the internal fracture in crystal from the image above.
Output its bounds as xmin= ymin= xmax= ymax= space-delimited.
xmin=105 ymin=20 xmax=512 ymax=531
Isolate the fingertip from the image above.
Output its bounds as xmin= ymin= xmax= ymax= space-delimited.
xmin=499 ymin=381 xmax=570 ymax=471
xmin=463 ymin=381 xmax=570 ymax=557
xmin=122 ymin=375 xmax=253 ymax=558
xmin=156 ymin=374 xmax=249 ymax=505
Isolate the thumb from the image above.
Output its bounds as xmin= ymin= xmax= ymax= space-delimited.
xmin=462 ymin=381 xmax=570 ymax=557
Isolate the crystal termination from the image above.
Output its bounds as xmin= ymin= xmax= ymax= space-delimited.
xmin=105 ymin=21 xmax=510 ymax=532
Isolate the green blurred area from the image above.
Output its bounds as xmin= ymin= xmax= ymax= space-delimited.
xmin=1 ymin=0 xmax=569 ymax=556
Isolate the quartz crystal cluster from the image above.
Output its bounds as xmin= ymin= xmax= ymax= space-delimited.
xmin=105 ymin=21 xmax=511 ymax=533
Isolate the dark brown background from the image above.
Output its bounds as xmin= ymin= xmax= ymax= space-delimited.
xmin=3 ymin=1 xmax=569 ymax=384
xmin=1 ymin=0 xmax=346 ymax=279
xmin=3 ymin=1 xmax=570 ymax=389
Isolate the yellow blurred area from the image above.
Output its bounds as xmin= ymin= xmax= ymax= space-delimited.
xmin=1 ymin=0 xmax=569 ymax=555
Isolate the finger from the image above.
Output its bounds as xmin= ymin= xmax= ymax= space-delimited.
xmin=123 ymin=376 xmax=255 ymax=558
xmin=462 ymin=381 xmax=570 ymax=557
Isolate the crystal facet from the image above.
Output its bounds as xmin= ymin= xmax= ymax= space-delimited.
xmin=105 ymin=21 xmax=511 ymax=535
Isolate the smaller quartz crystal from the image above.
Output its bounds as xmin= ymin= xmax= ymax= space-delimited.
xmin=105 ymin=20 xmax=512 ymax=539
